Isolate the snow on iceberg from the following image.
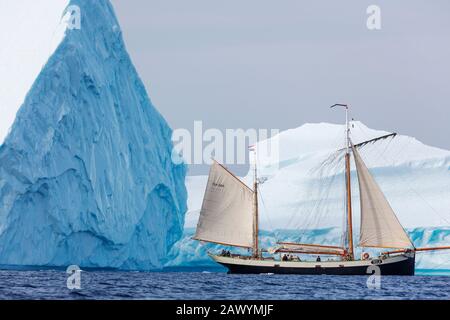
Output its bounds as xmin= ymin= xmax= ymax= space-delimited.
xmin=184 ymin=122 xmax=450 ymax=230
xmin=248 ymin=121 xmax=450 ymax=230
xmin=0 ymin=0 xmax=187 ymax=270
xmin=174 ymin=122 xmax=450 ymax=270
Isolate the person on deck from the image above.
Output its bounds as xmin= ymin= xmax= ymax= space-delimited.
xmin=316 ymin=256 xmax=321 ymax=262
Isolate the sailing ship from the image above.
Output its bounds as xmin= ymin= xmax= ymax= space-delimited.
xmin=193 ymin=104 xmax=450 ymax=275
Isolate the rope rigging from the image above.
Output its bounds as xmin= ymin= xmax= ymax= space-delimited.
xmin=270 ymin=132 xmax=348 ymax=244
xmin=353 ymin=121 xmax=450 ymax=226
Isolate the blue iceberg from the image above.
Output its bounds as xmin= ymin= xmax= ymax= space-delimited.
xmin=0 ymin=0 xmax=187 ymax=270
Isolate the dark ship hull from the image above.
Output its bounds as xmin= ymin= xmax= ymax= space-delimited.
xmin=211 ymin=252 xmax=415 ymax=275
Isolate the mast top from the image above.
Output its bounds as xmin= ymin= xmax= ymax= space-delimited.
xmin=330 ymin=103 xmax=348 ymax=109
xmin=249 ymin=145 xmax=260 ymax=258
xmin=330 ymin=103 xmax=351 ymax=154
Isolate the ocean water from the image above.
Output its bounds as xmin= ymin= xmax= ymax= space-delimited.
xmin=0 ymin=268 xmax=449 ymax=300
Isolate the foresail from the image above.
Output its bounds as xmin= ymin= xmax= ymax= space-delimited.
xmin=352 ymin=145 xmax=413 ymax=249
xmin=194 ymin=161 xmax=254 ymax=248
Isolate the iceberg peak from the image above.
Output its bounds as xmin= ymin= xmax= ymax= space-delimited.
xmin=0 ymin=0 xmax=187 ymax=270
xmin=0 ymin=0 xmax=71 ymax=145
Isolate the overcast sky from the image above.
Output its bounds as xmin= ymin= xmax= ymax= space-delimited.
xmin=4 ymin=1 xmax=447 ymax=176
xmin=111 ymin=0 xmax=449 ymax=158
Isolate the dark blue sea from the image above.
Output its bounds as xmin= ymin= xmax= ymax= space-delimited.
xmin=0 ymin=268 xmax=449 ymax=300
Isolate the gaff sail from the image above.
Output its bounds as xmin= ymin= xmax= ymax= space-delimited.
xmin=193 ymin=161 xmax=255 ymax=248
xmin=352 ymin=145 xmax=413 ymax=249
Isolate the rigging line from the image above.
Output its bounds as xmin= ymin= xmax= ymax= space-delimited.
xmin=356 ymin=123 xmax=396 ymax=166
xmin=282 ymin=169 xmax=328 ymax=232
xmin=365 ymin=135 xmax=394 ymax=166
xmin=289 ymin=196 xmax=320 ymax=234
xmin=407 ymin=189 xmax=450 ymax=225
xmin=289 ymin=167 xmax=335 ymax=230
xmin=355 ymin=122 xmax=450 ymax=225
xmin=291 ymin=162 xmax=334 ymax=231
xmin=284 ymin=179 xmax=325 ymax=233
xmin=257 ymin=185 xmax=280 ymax=239
xmin=380 ymin=135 xmax=394 ymax=159
xmin=355 ymin=123 xmax=449 ymax=225
xmin=313 ymin=156 xmax=345 ymax=231
xmin=354 ymin=123 xmax=397 ymax=167
xmin=291 ymin=188 xmax=324 ymax=233
xmin=292 ymin=150 xmax=345 ymax=232
xmin=283 ymin=128 xmax=345 ymax=232
xmin=287 ymin=141 xmax=346 ymax=239
xmin=292 ymin=162 xmax=342 ymax=235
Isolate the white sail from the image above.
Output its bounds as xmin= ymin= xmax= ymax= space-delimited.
xmin=194 ymin=161 xmax=254 ymax=248
xmin=352 ymin=145 xmax=413 ymax=249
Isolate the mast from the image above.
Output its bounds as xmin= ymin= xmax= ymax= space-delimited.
xmin=331 ymin=104 xmax=354 ymax=260
xmin=252 ymin=148 xmax=260 ymax=258
xmin=344 ymin=147 xmax=354 ymax=260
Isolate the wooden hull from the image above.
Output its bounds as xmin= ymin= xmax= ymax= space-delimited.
xmin=211 ymin=252 xmax=415 ymax=276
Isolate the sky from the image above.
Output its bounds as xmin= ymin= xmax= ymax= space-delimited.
xmin=0 ymin=0 xmax=69 ymax=145
xmin=1 ymin=1 xmax=449 ymax=175
xmin=109 ymin=0 xmax=450 ymax=174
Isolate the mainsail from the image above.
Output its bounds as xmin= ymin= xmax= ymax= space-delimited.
xmin=193 ymin=161 xmax=254 ymax=248
xmin=352 ymin=145 xmax=413 ymax=249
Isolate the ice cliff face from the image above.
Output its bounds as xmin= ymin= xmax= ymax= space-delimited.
xmin=175 ymin=122 xmax=450 ymax=270
xmin=0 ymin=0 xmax=187 ymax=270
